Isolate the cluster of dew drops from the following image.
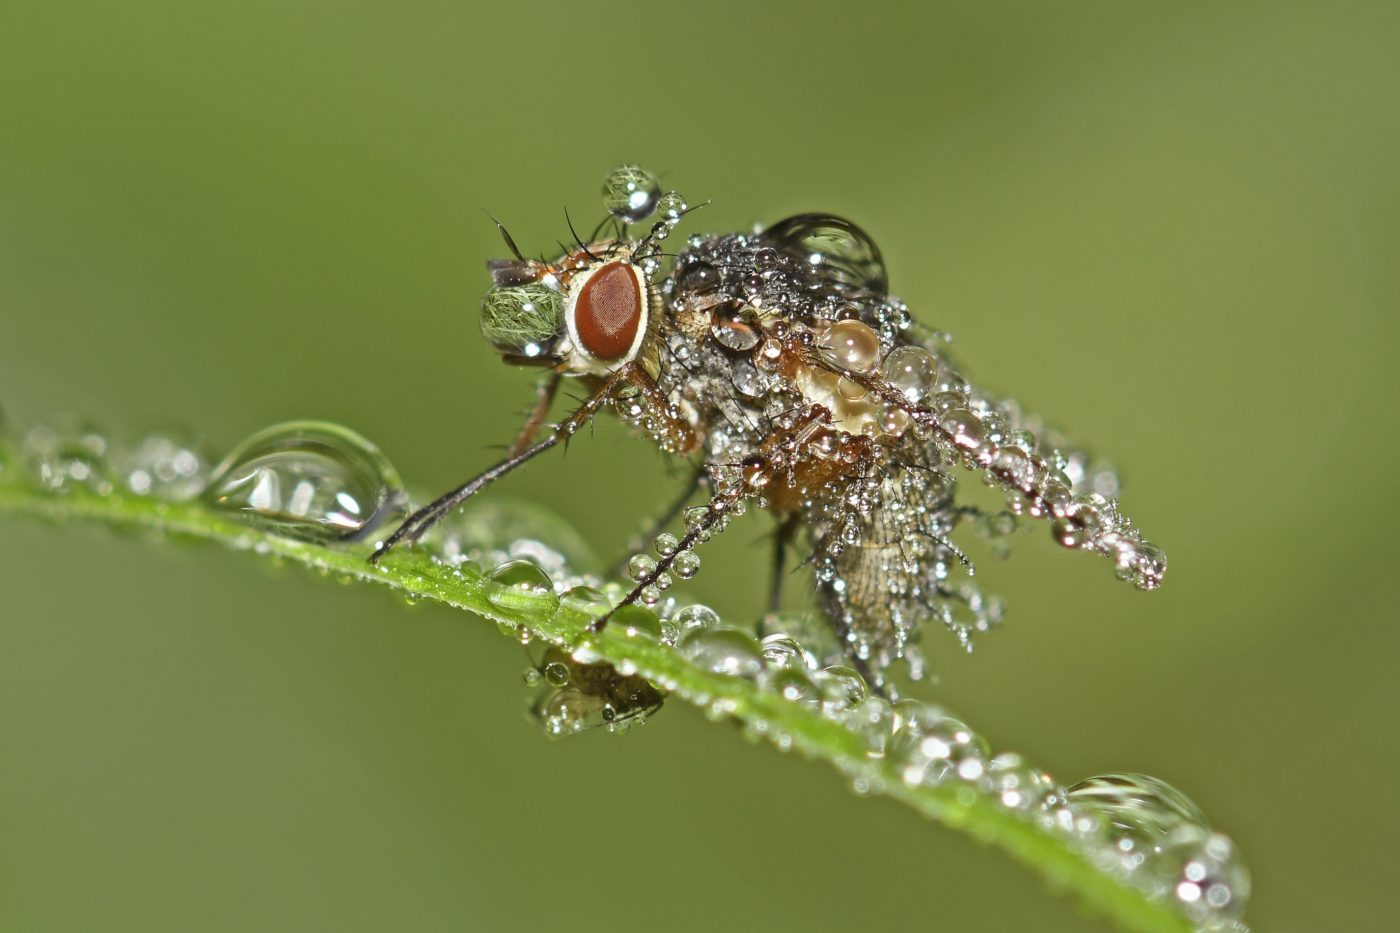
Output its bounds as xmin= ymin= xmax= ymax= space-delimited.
xmin=2 ymin=303 xmax=1232 ymax=931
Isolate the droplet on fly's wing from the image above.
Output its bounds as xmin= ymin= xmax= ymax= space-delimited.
xmin=881 ymin=345 xmax=938 ymax=403
xmin=818 ymin=320 xmax=883 ymax=372
xmin=201 ymin=420 xmax=406 ymax=543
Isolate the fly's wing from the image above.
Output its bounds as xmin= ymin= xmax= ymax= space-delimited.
xmin=808 ymin=443 xmax=1001 ymax=684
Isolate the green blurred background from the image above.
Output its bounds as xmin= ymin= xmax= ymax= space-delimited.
xmin=1 ymin=1 xmax=1395 ymax=930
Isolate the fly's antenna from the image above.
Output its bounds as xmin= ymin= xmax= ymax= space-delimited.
xmin=485 ymin=210 xmax=526 ymax=262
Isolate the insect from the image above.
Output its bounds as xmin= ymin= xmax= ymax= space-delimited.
xmin=370 ymin=165 xmax=1165 ymax=688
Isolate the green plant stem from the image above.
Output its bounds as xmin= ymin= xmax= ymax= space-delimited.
xmin=0 ymin=478 xmax=1189 ymax=933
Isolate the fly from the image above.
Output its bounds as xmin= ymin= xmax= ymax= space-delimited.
xmin=370 ymin=164 xmax=1165 ymax=689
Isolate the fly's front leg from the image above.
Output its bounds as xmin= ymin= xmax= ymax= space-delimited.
xmin=369 ymin=365 xmax=638 ymax=564
xmin=507 ymin=372 xmax=561 ymax=458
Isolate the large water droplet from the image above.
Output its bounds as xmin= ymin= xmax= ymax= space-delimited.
xmin=1066 ymin=773 xmax=1208 ymax=839
xmin=678 ymin=626 xmax=763 ymax=679
xmin=763 ymin=213 xmax=888 ymax=293
xmin=202 ymin=421 xmax=406 ymax=543
xmin=602 ymin=164 xmax=661 ymax=222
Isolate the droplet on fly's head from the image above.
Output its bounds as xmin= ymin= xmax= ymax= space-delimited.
xmin=480 ymin=282 xmax=563 ymax=360
xmin=762 ymin=213 xmax=889 ymax=294
xmin=20 ymin=419 xmax=113 ymax=495
xmin=602 ymin=164 xmax=661 ymax=223
xmin=201 ymin=421 xmax=406 ymax=544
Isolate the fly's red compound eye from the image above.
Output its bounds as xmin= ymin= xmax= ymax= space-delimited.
xmin=571 ymin=261 xmax=646 ymax=361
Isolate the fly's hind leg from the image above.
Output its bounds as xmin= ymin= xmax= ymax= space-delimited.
xmin=768 ymin=512 xmax=800 ymax=615
xmin=592 ymin=404 xmax=834 ymax=632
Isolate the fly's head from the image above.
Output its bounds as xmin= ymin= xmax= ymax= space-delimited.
xmin=477 ymin=164 xmax=690 ymax=377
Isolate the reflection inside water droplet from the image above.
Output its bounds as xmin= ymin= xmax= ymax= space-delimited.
xmin=202 ymin=421 xmax=406 ymax=543
xmin=528 ymin=646 xmax=664 ymax=737
xmin=762 ymin=213 xmax=889 ymax=293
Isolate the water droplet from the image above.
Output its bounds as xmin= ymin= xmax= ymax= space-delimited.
xmin=560 ymin=584 xmax=611 ymax=617
xmin=942 ymin=408 xmax=986 ymax=453
xmin=602 ymin=164 xmax=661 ymax=222
xmin=485 ymin=559 xmax=559 ymax=612
xmin=20 ymin=420 xmax=112 ymax=495
xmin=762 ymin=666 xmax=822 ymax=705
xmin=889 ymin=701 xmax=988 ymax=787
xmin=673 ymin=603 xmax=720 ymax=633
xmin=657 ymin=190 xmax=687 ymax=222
xmin=763 ymin=213 xmax=888 ymax=293
xmin=679 ymin=626 xmax=763 ymax=679
xmin=1066 ymin=773 xmax=1208 ymax=840
xmin=202 ymin=421 xmax=406 ymax=543
xmin=627 ymin=553 xmax=657 ymax=582
xmin=611 ymin=604 xmax=662 ymax=639
xmin=759 ymin=633 xmax=809 ymax=670
xmin=987 ymin=753 xmax=1061 ymax=812
xmin=543 ymin=660 xmax=570 ymax=687
xmin=1152 ymin=826 xmax=1251 ymax=927
xmin=480 ymin=282 xmax=563 ymax=359
xmin=119 ymin=434 xmax=209 ymax=500
xmin=759 ymin=610 xmax=843 ymax=667
xmin=818 ymin=320 xmax=882 ymax=373
xmin=815 ymin=665 xmax=869 ymax=712
xmin=881 ymin=345 xmax=938 ymax=403
xmin=844 ymin=697 xmax=895 ymax=757
xmin=672 ymin=549 xmax=701 ymax=579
